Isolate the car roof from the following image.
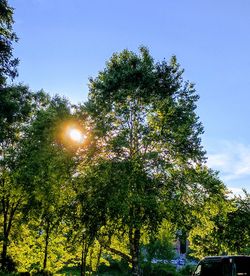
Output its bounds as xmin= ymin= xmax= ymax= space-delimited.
xmin=202 ymin=256 xmax=250 ymax=262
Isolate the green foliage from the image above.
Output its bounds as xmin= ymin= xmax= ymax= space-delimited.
xmin=0 ymin=0 xmax=19 ymax=86
xmin=0 ymin=85 xmax=43 ymax=144
xmin=178 ymin=264 xmax=196 ymax=276
xmin=9 ymin=220 xmax=70 ymax=273
xmin=13 ymin=96 xmax=77 ymax=273
xmin=163 ymin=166 xmax=228 ymax=233
xmin=0 ymin=42 xmax=241 ymax=275
xmin=222 ymin=191 xmax=250 ymax=254
xmin=85 ymin=47 xmax=205 ymax=274
xmin=0 ymin=0 xmax=242 ymax=270
xmin=189 ymin=190 xmax=250 ymax=258
xmin=144 ymin=238 xmax=174 ymax=263
xmin=0 ymin=255 xmax=17 ymax=272
xmin=0 ymin=85 xmax=49 ymax=272
xmin=188 ymin=184 xmax=237 ymax=258
xmin=58 ymin=266 xmax=81 ymax=276
xmin=142 ymin=220 xmax=176 ymax=263
xmin=88 ymin=47 xmax=204 ymax=163
xmin=142 ymin=262 xmax=178 ymax=276
xmin=98 ymin=258 xmax=130 ymax=275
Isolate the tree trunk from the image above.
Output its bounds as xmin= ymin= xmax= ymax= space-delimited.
xmin=89 ymin=247 xmax=93 ymax=275
xmin=1 ymin=237 xmax=8 ymax=270
xmin=80 ymin=239 xmax=88 ymax=276
xmin=43 ymin=220 xmax=50 ymax=271
xmin=2 ymin=205 xmax=8 ymax=270
xmin=1 ymin=196 xmax=18 ymax=271
xmin=129 ymin=227 xmax=141 ymax=276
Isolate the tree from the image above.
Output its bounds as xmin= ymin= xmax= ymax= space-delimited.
xmin=0 ymin=85 xmax=47 ymax=271
xmin=187 ymin=170 xmax=233 ymax=259
xmin=223 ymin=191 xmax=250 ymax=254
xmin=15 ymin=96 xmax=78 ymax=273
xmin=188 ymin=193 xmax=232 ymax=258
xmin=188 ymin=185 xmax=249 ymax=258
xmin=142 ymin=220 xmax=176 ymax=263
xmin=85 ymin=47 xmax=205 ymax=275
xmin=0 ymin=0 xmax=18 ymax=87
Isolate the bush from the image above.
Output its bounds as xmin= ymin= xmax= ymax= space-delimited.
xmin=97 ymin=259 xmax=130 ymax=275
xmin=178 ymin=264 xmax=196 ymax=276
xmin=0 ymin=255 xmax=17 ymax=273
xmin=142 ymin=262 xmax=178 ymax=276
xmin=57 ymin=267 xmax=80 ymax=275
xmin=31 ymin=270 xmax=53 ymax=276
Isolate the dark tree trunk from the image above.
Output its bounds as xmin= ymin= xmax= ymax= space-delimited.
xmin=1 ymin=238 xmax=8 ymax=270
xmin=1 ymin=195 xmax=19 ymax=271
xmin=43 ymin=220 xmax=50 ymax=271
xmin=129 ymin=227 xmax=141 ymax=276
xmin=80 ymin=239 xmax=88 ymax=276
xmin=89 ymin=247 xmax=93 ymax=275
xmin=2 ymin=205 xmax=8 ymax=270
xmin=80 ymin=245 xmax=84 ymax=276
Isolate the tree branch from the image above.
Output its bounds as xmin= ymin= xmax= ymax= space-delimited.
xmin=98 ymin=239 xmax=132 ymax=263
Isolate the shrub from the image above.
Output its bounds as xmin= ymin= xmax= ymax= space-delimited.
xmin=178 ymin=264 xmax=196 ymax=276
xmin=142 ymin=262 xmax=178 ymax=276
xmin=97 ymin=259 xmax=129 ymax=275
xmin=0 ymin=255 xmax=17 ymax=273
xmin=31 ymin=270 xmax=53 ymax=276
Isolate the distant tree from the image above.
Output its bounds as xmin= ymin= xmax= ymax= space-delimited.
xmin=212 ymin=191 xmax=250 ymax=254
xmin=220 ymin=191 xmax=250 ymax=254
xmin=188 ymin=185 xmax=250 ymax=258
xmin=0 ymin=0 xmax=18 ymax=86
xmin=142 ymin=220 xmax=176 ymax=263
xmin=171 ymin=167 xmax=228 ymax=230
xmin=187 ymin=171 xmax=233 ymax=259
xmin=85 ymin=47 xmax=205 ymax=275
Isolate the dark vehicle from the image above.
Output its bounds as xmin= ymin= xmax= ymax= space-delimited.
xmin=193 ymin=255 xmax=250 ymax=276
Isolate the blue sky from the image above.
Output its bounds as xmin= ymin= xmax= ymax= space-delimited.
xmin=9 ymin=0 xmax=250 ymax=194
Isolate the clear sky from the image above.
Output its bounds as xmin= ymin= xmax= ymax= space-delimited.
xmin=9 ymin=0 xmax=250 ymax=194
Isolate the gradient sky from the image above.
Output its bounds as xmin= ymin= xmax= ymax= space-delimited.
xmin=9 ymin=0 xmax=250 ymax=194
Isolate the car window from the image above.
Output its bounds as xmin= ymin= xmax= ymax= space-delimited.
xmin=202 ymin=261 xmax=223 ymax=276
xmin=235 ymin=258 xmax=250 ymax=276
xmin=194 ymin=264 xmax=201 ymax=275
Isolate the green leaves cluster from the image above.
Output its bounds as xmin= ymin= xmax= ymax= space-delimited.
xmin=189 ymin=190 xmax=250 ymax=259
xmin=0 ymin=0 xmax=18 ymax=86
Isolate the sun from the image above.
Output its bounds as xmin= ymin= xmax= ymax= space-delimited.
xmin=68 ymin=128 xmax=85 ymax=143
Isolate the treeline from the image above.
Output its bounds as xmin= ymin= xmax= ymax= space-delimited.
xmin=0 ymin=1 xmax=249 ymax=275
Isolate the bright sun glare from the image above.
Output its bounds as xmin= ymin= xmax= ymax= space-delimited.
xmin=68 ymin=128 xmax=84 ymax=143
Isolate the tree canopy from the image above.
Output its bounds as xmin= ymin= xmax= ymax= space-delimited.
xmin=83 ymin=47 xmax=208 ymax=275
xmin=0 ymin=0 xmax=18 ymax=87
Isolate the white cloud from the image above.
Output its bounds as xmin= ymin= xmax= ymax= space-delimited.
xmin=228 ymin=187 xmax=246 ymax=197
xmin=206 ymin=141 xmax=250 ymax=187
xmin=207 ymin=153 xmax=231 ymax=171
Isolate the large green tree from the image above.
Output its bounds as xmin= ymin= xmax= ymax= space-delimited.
xmin=0 ymin=0 xmax=18 ymax=87
xmin=0 ymin=85 xmax=47 ymax=271
xmin=15 ymin=96 xmax=78 ymax=273
xmin=84 ymin=47 xmax=205 ymax=275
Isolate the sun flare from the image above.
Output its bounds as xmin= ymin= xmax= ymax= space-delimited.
xmin=68 ymin=128 xmax=84 ymax=143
